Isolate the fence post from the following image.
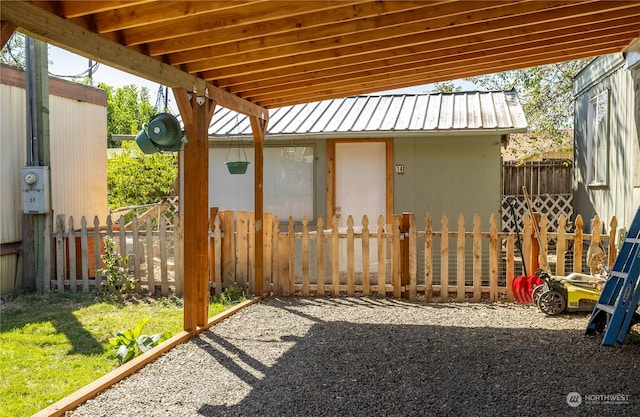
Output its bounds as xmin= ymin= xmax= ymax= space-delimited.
xmin=408 ymin=213 xmax=417 ymax=302
xmin=392 ymin=215 xmax=401 ymax=298
xmin=489 ymin=214 xmax=498 ymax=302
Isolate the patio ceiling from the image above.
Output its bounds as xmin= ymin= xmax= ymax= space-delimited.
xmin=2 ymin=0 xmax=639 ymax=112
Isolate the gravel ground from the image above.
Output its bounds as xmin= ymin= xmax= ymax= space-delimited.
xmin=70 ymin=297 xmax=640 ymax=417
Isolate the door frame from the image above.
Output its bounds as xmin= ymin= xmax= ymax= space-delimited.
xmin=326 ymin=138 xmax=394 ymax=224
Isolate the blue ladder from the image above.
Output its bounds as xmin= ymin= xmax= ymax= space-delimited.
xmin=585 ymin=207 xmax=640 ymax=346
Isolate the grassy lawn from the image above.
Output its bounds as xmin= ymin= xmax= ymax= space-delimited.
xmin=0 ymin=291 xmax=242 ymax=417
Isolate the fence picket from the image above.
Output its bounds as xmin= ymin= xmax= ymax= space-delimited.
xmin=377 ymin=215 xmax=386 ymax=297
xmin=473 ymin=214 xmax=482 ymax=302
xmin=608 ymin=216 xmax=618 ymax=267
xmin=489 ymin=214 xmax=499 ymax=302
xmin=506 ymin=234 xmax=515 ymax=301
xmin=424 ymin=214 xmax=433 ymax=301
xmin=236 ymin=211 xmax=249 ymax=292
xmin=573 ymin=215 xmax=584 ymax=273
xmin=302 ymin=216 xmax=310 ymax=297
xmin=362 ymin=215 xmax=371 ymax=296
xmin=131 ymin=217 xmax=141 ymax=292
xmin=440 ymin=214 xmax=449 ymax=300
xmin=316 ymin=216 xmax=325 ymax=297
xmin=68 ymin=216 xmax=77 ymax=293
xmin=221 ymin=211 xmax=235 ymax=288
xmin=456 ymin=214 xmax=465 ymax=301
xmin=80 ymin=217 xmax=89 ymax=293
xmin=159 ymin=215 xmax=168 ymax=296
xmin=347 ymin=215 xmax=355 ymax=297
xmin=264 ymin=213 xmax=273 ymax=295
xmin=55 ymin=215 xmax=65 ymax=293
xmin=92 ymin=216 xmax=101 ymax=280
xmin=288 ymin=217 xmax=295 ymax=296
xmin=175 ymin=213 xmax=184 ymax=297
xmin=331 ymin=215 xmax=340 ymax=297
xmin=556 ymin=215 xmax=567 ymax=276
xmin=146 ymin=216 xmax=155 ymax=293
xmin=272 ymin=216 xmax=280 ymax=295
xmin=278 ymin=226 xmax=289 ymax=296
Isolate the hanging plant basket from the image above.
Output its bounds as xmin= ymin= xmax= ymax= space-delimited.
xmin=225 ymin=160 xmax=250 ymax=174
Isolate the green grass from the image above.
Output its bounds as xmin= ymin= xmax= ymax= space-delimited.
xmin=0 ymin=291 xmax=243 ymax=417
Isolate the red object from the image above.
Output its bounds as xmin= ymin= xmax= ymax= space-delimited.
xmin=513 ymin=275 xmax=543 ymax=304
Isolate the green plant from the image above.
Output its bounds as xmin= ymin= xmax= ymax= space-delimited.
xmin=96 ymin=236 xmax=137 ymax=302
xmin=108 ymin=318 xmax=166 ymax=364
xmin=217 ymin=283 xmax=245 ymax=306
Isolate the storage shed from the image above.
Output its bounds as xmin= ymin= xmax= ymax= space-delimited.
xmin=208 ymin=90 xmax=527 ymax=229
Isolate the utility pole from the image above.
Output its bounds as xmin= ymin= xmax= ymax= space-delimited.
xmin=22 ymin=37 xmax=50 ymax=292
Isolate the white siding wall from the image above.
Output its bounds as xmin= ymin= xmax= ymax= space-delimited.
xmin=0 ymin=74 xmax=107 ymax=294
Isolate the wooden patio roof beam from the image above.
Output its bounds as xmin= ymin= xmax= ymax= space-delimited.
xmin=0 ymin=0 xmax=268 ymax=120
xmin=255 ymin=44 xmax=625 ymax=108
xmin=224 ymin=20 xmax=640 ymax=94
xmin=242 ymin=33 xmax=638 ymax=102
xmin=197 ymin=1 xmax=638 ymax=79
xmin=145 ymin=0 xmax=432 ymax=56
xmin=0 ymin=21 xmax=16 ymax=50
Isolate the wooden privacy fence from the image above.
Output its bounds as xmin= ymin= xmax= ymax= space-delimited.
xmin=44 ymin=213 xmax=182 ymax=295
xmin=213 ymin=211 xmax=619 ymax=302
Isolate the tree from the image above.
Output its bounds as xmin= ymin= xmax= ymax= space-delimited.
xmin=104 ymin=83 xmax=177 ymax=209
xmin=0 ymin=32 xmax=25 ymax=68
xmin=465 ymin=59 xmax=591 ymax=159
xmin=430 ymin=81 xmax=462 ymax=93
xmin=107 ymin=141 xmax=178 ymax=209
xmin=102 ymin=83 xmax=156 ymax=148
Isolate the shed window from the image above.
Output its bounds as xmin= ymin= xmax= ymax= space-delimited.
xmin=210 ymin=145 xmax=314 ymax=222
xmin=587 ymin=90 xmax=609 ymax=186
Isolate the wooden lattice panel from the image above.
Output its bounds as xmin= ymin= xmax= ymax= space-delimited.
xmin=501 ymin=194 xmax=573 ymax=233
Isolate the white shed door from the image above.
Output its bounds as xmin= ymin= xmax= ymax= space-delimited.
xmin=335 ymin=142 xmax=386 ymax=227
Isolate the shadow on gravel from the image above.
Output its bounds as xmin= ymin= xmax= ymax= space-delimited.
xmin=196 ymin=312 xmax=640 ymax=417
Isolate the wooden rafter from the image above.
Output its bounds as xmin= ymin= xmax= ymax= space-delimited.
xmin=4 ymin=0 xmax=639 ymax=108
xmin=0 ymin=21 xmax=17 ymax=50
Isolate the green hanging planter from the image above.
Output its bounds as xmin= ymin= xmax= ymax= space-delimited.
xmin=225 ymin=161 xmax=250 ymax=174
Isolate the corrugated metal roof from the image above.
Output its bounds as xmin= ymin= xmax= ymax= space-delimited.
xmin=209 ymin=89 xmax=528 ymax=138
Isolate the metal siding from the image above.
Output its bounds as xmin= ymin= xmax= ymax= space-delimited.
xmin=453 ymin=94 xmax=468 ymax=129
xmin=479 ymin=92 xmax=498 ymax=128
xmin=395 ymin=95 xmax=416 ymax=130
xmin=409 ymin=95 xmax=430 ymax=130
xmin=438 ymin=94 xmax=454 ymax=129
xmin=467 ymin=93 xmax=482 ymax=129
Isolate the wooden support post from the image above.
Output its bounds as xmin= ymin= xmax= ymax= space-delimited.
xmin=174 ymin=88 xmax=216 ymax=332
xmin=250 ymin=115 xmax=268 ymax=297
xmin=0 ymin=21 xmax=16 ymax=49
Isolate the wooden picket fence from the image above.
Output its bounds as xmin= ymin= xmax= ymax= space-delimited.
xmin=44 ymin=213 xmax=182 ymax=295
xmin=45 ymin=209 xmax=620 ymax=303
xmin=213 ymin=211 xmax=619 ymax=302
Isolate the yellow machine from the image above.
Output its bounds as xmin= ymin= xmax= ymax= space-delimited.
xmin=533 ymin=272 xmax=606 ymax=315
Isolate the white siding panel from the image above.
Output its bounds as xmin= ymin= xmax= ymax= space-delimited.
xmin=0 ymin=84 xmax=27 ymax=245
xmin=49 ymin=96 xmax=108 ymax=221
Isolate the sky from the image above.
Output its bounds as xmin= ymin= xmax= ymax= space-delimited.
xmin=48 ymin=45 xmax=475 ymax=111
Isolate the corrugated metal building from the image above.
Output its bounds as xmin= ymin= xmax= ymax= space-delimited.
xmin=208 ymin=90 xmax=527 ymax=230
xmin=573 ymin=48 xmax=640 ymax=230
xmin=1 ymin=64 xmax=107 ymax=294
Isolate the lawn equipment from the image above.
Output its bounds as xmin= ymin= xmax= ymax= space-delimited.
xmin=534 ymin=271 xmax=606 ymax=315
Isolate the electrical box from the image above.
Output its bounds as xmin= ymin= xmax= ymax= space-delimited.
xmin=22 ymin=166 xmax=50 ymax=214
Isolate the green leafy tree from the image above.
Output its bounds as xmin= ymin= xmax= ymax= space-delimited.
xmin=430 ymin=81 xmax=462 ymax=93
xmin=0 ymin=32 xmax=25 ymax=68
xmin=107 ymin=141 xmax=178 ymax=209
xmin=102 ymin=83 xmax=156 ymax=148
xmin=465 ymin=59 xmax=590 ymax=159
